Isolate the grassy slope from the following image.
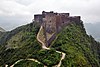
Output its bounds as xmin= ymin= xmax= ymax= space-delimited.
xmin=0 ymin=22 xmax=61 ymax=67
xmin=0 ymin=21 xmax=100 ymax=67
xmin=51 ymin=22 xmax=100 ymax=67
xmin=0 ymin=22 xmax=42 ymax=66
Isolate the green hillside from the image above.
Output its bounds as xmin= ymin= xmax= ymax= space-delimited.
xmin=0 ymin=21 xmax=100 ymax=67
xmin=51 ymin=21 xmax=100 ymax=67
xmin=0 ymin=22 xmax=61 ymax=67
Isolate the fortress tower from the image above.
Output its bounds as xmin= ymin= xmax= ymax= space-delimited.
xmin=34 ymin=11 xmax=81 ymax=47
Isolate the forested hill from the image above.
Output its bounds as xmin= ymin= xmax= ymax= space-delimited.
xmin=0 ymin=21 xmax=100 ymax=67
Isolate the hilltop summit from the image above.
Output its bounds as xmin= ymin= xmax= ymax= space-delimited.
xmin=0 ymin=11 xmax=100 ymax=67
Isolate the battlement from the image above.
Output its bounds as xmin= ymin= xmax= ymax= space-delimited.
xmin=68 ymin=16 xmax=81 ymax=23
xmin=34 ymin=11 xmax=80 ymax=24
xmin=34 ymin=11 xmax=81 ymax=32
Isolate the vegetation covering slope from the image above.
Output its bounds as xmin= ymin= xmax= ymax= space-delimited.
xmin=0 ymin=22 xmax=61 ymax=67
xmin=0 ymin=21 xmax=100 ymax=67
xmin=51 ymin=21 xmax=100 ymax=67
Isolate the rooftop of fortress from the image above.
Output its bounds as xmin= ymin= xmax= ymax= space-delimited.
xmin=34 ymin=11 xmax=81 ymax=23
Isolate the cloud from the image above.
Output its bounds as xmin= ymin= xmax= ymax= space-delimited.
xmin=0 ymin=0 xmax=100 ymax=30
xmin=0 ymin=0 xmax=31 ymax=16
xmin=0 ymin=0 xmax=33 ymax=30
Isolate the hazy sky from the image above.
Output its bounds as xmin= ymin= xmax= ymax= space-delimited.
xmin=0 ymin=0 xmax=100 ymax=30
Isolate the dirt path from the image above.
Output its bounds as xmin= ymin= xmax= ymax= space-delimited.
xmin=37 ymin=26 xmax=66 ymax=67
xmin=8 ymin=25 xmax=66 ymax=67
xmin=37 ymin=26 xmax=50 ymax=50
xmin=10 ymin=59 xmax=41 ymax=67
xmin=57 ymin=52 xmax=66 ymax=67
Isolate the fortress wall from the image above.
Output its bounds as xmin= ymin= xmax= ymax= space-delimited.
xmin=59 ymin=13 xmax=69 ymax=17
xmin=69 ymin=16 xmax=81 ymax=23
xmin=34 ymin=14 xmax=43 ymax=23
xmin=56 ymin=14 xmax=70 ymax=33
xmin=56 ymin=16 xmax=62 ymax=33
xmin=44 ymin=12 xmax=57 ymax=33
xmin=47 ymin=33 xmax=56 ymax=47
xmin=34 ymin=11 xmax=81 ymax=47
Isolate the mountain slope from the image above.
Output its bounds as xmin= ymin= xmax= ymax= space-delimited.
xmin=0 ymin=27 xmax=6 ymax=38
xmin=0 ymin=22 xmax=61 ymax=67
xmin=0 ymin=21 xmax=100 ymax=67
xmin=51 ymin=22 xmax=100 ymax=67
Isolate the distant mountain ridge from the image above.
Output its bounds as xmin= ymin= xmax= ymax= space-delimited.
xmin=0 ymin=27 xmax=5 ymax=32
xmin=0 ymin=27 xmax=6 ymax=38
xmin=84 ymin=23 xmax=100 ymax=41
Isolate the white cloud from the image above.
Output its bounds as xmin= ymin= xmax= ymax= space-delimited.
xmin=0 ymin=0 xmax=100 ymax=30
xmin=0 ymin=0 xmax=31 ymax=16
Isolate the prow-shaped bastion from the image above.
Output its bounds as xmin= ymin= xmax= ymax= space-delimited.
xmin=35 ymin=11 xmax=81 ymax=47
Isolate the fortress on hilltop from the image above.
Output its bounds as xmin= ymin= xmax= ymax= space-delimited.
xmin=34 ymin=11 xmax=81 ymax=47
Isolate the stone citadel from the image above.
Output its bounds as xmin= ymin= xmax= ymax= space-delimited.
xmin=35 ymin=11 xmax=81 ymax=47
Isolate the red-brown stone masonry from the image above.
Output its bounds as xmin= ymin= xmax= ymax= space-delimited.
xmin=34 ymin=15 xmax=42 ymax=23
xmin=44 ymin=13 xmax=57 ymax=33
xmin=34 ymin=11 xmax=81 ymax=47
